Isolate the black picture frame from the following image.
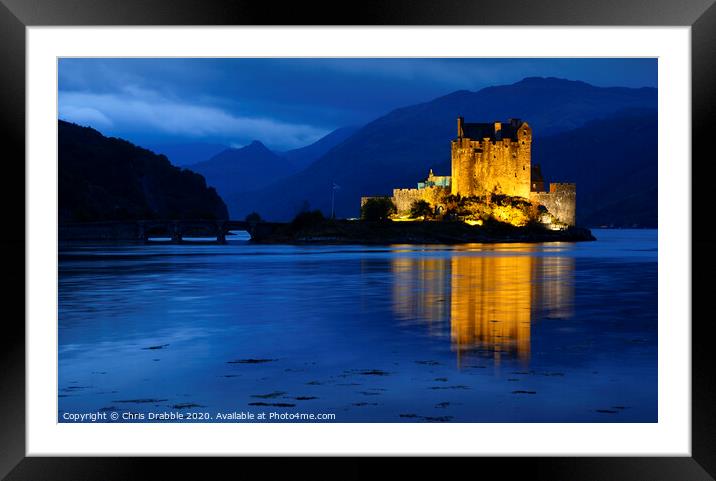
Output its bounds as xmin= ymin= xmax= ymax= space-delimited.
xmin=1 ymin=0 xmax=714 ymax=479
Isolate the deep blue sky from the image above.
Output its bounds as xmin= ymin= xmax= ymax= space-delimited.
xmin=58 ymin=58 xmax=657 ymax=151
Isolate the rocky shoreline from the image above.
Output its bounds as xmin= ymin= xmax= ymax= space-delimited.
xmin=58 ymin=219 xmax=596 ymax=244
xmin=250 ymin=220 xmax=597 ymax=244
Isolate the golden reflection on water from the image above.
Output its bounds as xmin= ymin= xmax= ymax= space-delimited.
xmin=391 ymin=244 xmax=574 ymax=366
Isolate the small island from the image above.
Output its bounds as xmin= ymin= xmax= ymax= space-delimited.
xmin=248 ymin=214 xmax=595 ymax=245
xmin=251 ymin=117 xmax=594 ymax=244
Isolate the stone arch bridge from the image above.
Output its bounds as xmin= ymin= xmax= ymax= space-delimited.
xmin=59 ymin=219 xmax=281 ymax=244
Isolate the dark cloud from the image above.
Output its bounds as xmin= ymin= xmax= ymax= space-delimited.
xmin=58 ymin=58 xmax=657 ymax=150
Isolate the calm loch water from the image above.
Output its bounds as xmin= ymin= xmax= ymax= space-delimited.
xmin=58 ymin=229 xmax=657 ymax=422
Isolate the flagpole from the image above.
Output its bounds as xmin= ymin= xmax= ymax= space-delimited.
xmin=331 ymin=182 xmax=341 ymax=219
xmin=331 ymin=183 xmax=335 ymax=219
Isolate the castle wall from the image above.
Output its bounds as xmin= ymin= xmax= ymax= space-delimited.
xmin=529 ymin=183 xmax=576 ymax=226
xmin=361 ymin=196 xmax=386 ymax=207
xmin=392 ymin=186 xmax=448 ymax=215
xmin=451 ymin=124 xmax=532 ymax=199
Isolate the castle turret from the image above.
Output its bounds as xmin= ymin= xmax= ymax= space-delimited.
xmin=457 ymin=117 xmax=464 ymax=138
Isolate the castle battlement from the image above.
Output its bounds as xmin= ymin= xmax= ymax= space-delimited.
xmin=452 ymin=137 xmax=521 ymax=149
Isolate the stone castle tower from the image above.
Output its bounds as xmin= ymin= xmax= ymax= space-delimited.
xmin=451 ymin=117 xmax=532 ymax=198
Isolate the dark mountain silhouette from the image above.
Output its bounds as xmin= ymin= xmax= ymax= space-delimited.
xmin=532 ymin=108 xmax=657 ymax=227
xmin=229 ymin=77 xmax=657 ymax=225
xmin=59 ymin=120 xmax=228 ymax=222
xmin=185 ymin=127 xmax=359 ymax=203
xmin=147 ymin=142 xmax=229 ymax=167
xmin=280 ymin=125 xmax=359 ymax=171
xmin=189 ymin=140 xmax=295 ymax=199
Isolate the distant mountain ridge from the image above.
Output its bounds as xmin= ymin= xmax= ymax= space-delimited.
xmin=187 ymin=126 xmax=361 ymax=205
xmin=148 ymin=142 xmax=229 ymax=167
xmin=58 ymin=120 xmax=228 ymax=222
xmin=228 ymin=77 xmax=657 ymax=226
xmin=279 ymin=126 xmax=359 ymax=171
xmin=188 ymin=140 xmax=293 ymax=197
xmin=532 ymin=108 xmax=657 ymax=227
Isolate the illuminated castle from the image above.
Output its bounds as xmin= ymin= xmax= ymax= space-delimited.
xmin=363 ymin=117 xmax=576 ymax=226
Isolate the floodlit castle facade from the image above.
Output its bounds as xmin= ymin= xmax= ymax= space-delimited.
xmin=362 ymin=117 xmax=576 ymax=227
xmin=451 ymin=117 xmax=533 ymax=199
